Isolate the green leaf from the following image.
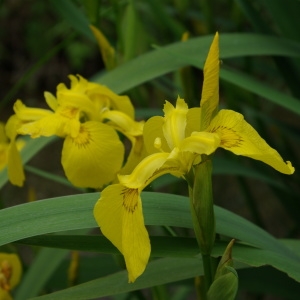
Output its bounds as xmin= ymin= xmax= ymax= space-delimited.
xmin=31 ymin=257 xmax=203 ymax=300
xmin=94 ymin=33 xmax=300 ymax=114
xmin=220 ymin=67 xmax=300 ymax=115
xmin=29 ymin=241 xmax=300 ymax=299
xmin=17 ymin=235 xmax=300 ymax=285
xmin=96 ymin=33 xmax=300 ymax=92
xmin=0 ymin=192 xmax=297 ymax=259
xmin=49 ymin=0 xmax=94 ymax=40
xmin=14 ymin=248 xmax=68 ymax=300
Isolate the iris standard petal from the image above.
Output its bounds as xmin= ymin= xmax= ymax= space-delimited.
xmin=208 ymin=109 xmax=295 ymax=174
xmin=44 ymin=92 xmax=58 ymax=111
xmin=163 ymin=98 xmax=188 ymax=149
xmin=200 ymin=33 xmax=220 ymax=129
xmin=143 ymin=116 xmax=169 ymax=154
xmin=86 ymin=82 xmax=135 ymax=118
xmin=185 ymin=107 xmax=201 ymax=136
xmin=93 ymin=184 xmax=150 ymax=282
xmin=62 ymin=121 xmax=124 ymax=188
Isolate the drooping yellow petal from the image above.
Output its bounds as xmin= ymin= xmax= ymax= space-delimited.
xmin=90 ymin=25 xmax=116 ymax=70
xmin=7 ymin=140 xmax=25 ymax=187
xmin=62 ymin=121 xmax=124 ymax=188
xmin=200 ymin=33 xmax=220 ymax=130
xmin=93 ymin=184 xmax=150 ymax=282
xmin=207 ymin=109 xmax=295 ymax=174
xmin=163 ymin=97 xmax=189 ymax=149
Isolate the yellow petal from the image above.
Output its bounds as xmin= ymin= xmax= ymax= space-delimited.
xmin=185 ymin=107 xmax=201 ymax=137
xmin=119 ymin=135 xmax=149 ymax=176
xmin=62 ymin=121 xmax=124 ymax=188
xmin=4 ymin=115 xmax=23 ymax=141
xmin=44 ymin=92 xmax=58 ymax=111
xmin=93 ymin=184 xmax=150 ymax=282
xmin=90 ymin=25 xmax=116 ymax=70
xmin=7 ymin=141 xmax=25 ymax=187
xmin=102 ymin=110 xmax=144 ymax=137
xmin=143 ymin=116 xmax=170 ymax=154
xmin=0 ymin=253 xmax=22 ymax=290
xmin=0 ymin=123 xmax=8 ymax=144
xmin=13 ymin=100 xmax=53 ymax=121
xmin=163 ymin=97 xmax=189 ymax=149
xmin=180 ymin=131 xmax=220 ymax=156
xmin=119 ymin=152 xmax=170 ymax=189
xmin=0 ymin=291 xmax=12 ymax=300
xmin=208 ymin=110 xmax=295 ymax=174
xmin=200 ymin=33 xmax=220 ymax=129
xmin=86 ymin=82 xmax=135 ymax=119
xmin=56 ymin=91 xmax=96 ymax=121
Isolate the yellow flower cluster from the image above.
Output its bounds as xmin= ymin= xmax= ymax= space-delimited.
xmin=94 ymin=33 xmax=295 ymax=282
xmin=6 ymin=75 xmax=145 ymax=189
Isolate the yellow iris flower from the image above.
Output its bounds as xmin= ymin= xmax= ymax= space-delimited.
xmin=0 ymin=122 xmax=25 ymax=187
xmin=0 ymin=253 xmax=22 ymax=300
xmin=9 ymin=75 xmax=142 ymax=189
xmin=94 ymin=32 xmax=294 ymax=282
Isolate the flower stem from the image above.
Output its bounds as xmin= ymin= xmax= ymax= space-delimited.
xmin=202 ymin=253 xmax=213 ymax=292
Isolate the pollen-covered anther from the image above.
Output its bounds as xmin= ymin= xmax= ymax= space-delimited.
xmin=211 ymin=126 xmax=243 ymax=148
xmin=121 ymin=188 xmax=139 ymax=213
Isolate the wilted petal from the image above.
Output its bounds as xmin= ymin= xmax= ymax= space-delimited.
xmin=208 ymin=109 xmax=295 ymax=174
xmin=62 ymin=121 xmax=124 ymax=188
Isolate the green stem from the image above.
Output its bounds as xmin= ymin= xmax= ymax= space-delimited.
xmin=202 ymin=254 xmax=213 ymax=292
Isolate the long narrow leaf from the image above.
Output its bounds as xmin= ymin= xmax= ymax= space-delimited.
xmin=0 ymin=192 xmax=298 ymax=260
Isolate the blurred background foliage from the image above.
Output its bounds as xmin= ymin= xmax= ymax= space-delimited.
xmin=1 ymin=0 xmax=300 ymax=299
